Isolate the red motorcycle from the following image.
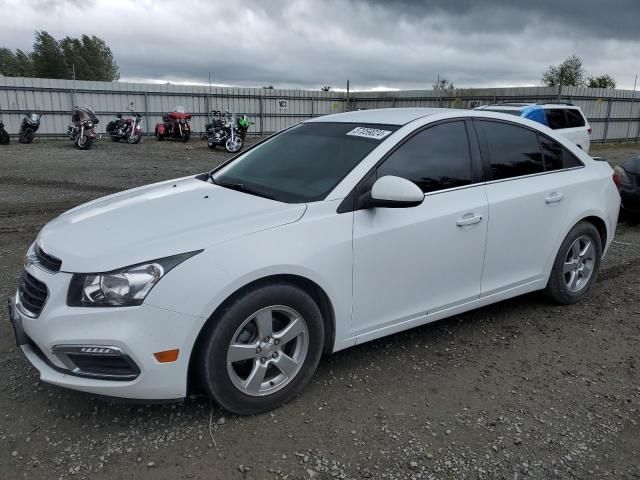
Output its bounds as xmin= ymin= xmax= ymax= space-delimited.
xmin=154 ymin=106 xmax=191 ymax=142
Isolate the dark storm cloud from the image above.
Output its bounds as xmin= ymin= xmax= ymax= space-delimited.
xmin=2 ymin=0 xmax=639 ymax=89
xmin=366 ymin=0 xmax=640 ymax=39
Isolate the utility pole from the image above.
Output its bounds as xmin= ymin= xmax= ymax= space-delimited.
xmin=346 ymin=80 xmax=350 ymax=112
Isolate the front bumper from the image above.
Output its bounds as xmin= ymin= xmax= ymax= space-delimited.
xmin=8 ymin=263 xmax=202 ymax=400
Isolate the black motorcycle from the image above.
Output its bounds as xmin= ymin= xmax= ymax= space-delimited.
xmin=67 ymin=106 xmax=99 ymax=150
xmin=106 ymin=112 xmax=143 ymax=144
xmin=0 ymin=120 xmax=9 ymax=145
xmin=19 ymin=112 xmax=41 ymax=144
xmin=204 ymin=110 xmax=251 ymax=153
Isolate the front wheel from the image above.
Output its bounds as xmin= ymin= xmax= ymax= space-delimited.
xmin=19 ymin=128 xmax=35 ymax=144
xmin=198 ymin=283 xmax=325 ymax=415
xmin=76 ymin=135 xmax=93 ymax=150
xmin=545 ymin=221 xmax=602 ymax=304
xmin=225 ymin=135 xmax=244 ymax=153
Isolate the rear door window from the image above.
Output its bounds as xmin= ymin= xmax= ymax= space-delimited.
xmin=565 ymin=109 xmax=586 ymax=127
xmin=475 ymin=120 xmax=543 ymax=180
xmin=545 ymin=109 xmax=568 ymax=129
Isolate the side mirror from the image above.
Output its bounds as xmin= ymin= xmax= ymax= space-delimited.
xmin=369 ymin=175 xmax=424 ymax=208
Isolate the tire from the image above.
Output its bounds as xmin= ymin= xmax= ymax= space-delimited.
xmin=207 ymin=141 xmax=216 ymax=149
xmin=19 ymin=128 xmax=35 ymax=144
xmin=198 ymin=282 xmax=325 ymax=415
xmin=76 ymin=135 xmax=93 ymax=150
xmin=111 ymin=136 xmax=120 ymax=142
xmin=182 ymin=134 xmax=190 ymax=142
xmin=225 ymin=135 xmax=244 ymax=153
xmin=545 ymin=221 xmax=602 ymax=304
xmin=0 ymin=130 xmax=9 ymax=145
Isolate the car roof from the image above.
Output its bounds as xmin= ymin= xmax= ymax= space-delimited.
xmin=477 ymin=103 xmax=580 ymax=110
xmin=306 ymin=107 xmax=462 ymax=126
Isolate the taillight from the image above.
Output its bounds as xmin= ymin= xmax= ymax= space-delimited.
xmin=612 ymin=171 xmax=622 ymax=190
xmin=588 ymin=128 xmax=592 ymax=135
xmin=613 ymin=165 xmax=630 ymax=191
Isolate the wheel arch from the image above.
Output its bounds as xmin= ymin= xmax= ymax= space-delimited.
xmin=186 ymin=273 xmax=336 ymax=393
xmin=543 ymin=212 xmax=611 ymax=285
xmin=580 ymin=214 xmax=607 ymax=247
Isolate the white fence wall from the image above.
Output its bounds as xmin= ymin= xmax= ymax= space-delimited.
xmin=1 ymin=77 xmax=640 ymax=143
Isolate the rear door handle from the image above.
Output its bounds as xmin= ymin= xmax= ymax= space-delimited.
xmin=456 ymin=214 xmax=483 ymax=227
xmin=545 ymin=192 xmax=564 ymax=204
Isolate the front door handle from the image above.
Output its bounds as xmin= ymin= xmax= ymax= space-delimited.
xmin=456 ymin=214 xmax=483 ymax=227
xmin=545 ymin=192 xmax=564 ymax=204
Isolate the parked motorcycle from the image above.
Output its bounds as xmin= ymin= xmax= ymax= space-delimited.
xmin=106 ymin=109 xmax=143 ymax=144
xmin=0 ymin=120 xmax=9 ymax=145
xmin=19 ymin=112 xmax=41 ymax=144
xmin=154 ymin=106 xmax=191 ymax=142
xmin=204 ymin=110 xmax=251 ymax=153
xmin=67 ymin=106 xmax=99 ymax=150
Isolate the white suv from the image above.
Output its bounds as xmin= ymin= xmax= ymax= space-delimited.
xmin=475 ymin=103 xmax=591 ymax=153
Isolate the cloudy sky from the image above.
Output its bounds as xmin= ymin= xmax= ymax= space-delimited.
xmin=1 ymin=0 xmax=640 ymax=90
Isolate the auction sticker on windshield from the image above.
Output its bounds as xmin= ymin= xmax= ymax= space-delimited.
xmin=346 ymin=127 xmax=392 ymax=140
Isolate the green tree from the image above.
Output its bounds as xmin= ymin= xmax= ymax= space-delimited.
xmin=31 ymin=31 xmax=67 ymax=79
xmin=433 ymin=78 xmax=454 ymax=91
xmin=587 ymin=74 xmax=616 ymax=89
xmin=1 ymin=31 xmax=119 ymax=80
xmin=542 ymin=55 xmax=586 ymax=87
xmin=14 ymin=49 xmax=34 ymax=76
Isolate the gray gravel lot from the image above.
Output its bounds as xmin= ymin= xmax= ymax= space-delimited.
xmin=0 ymin=138 xmax=639 ymax=480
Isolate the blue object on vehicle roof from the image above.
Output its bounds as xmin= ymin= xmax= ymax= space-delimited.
xmin=520 ymin=105 xmax=548 ymax=127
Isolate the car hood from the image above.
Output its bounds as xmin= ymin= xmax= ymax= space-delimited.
xmin=37 ymin=176 xmax=306 ymax=273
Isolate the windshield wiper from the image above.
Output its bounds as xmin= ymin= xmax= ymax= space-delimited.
xmin=214 ymin=180 xmax=278 ymax=201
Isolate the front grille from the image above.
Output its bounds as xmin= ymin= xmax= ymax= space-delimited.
xmin=18 ymin=271 xmax=48 ymax=317
xmin=35 ymin=244 xmax=61 ymax=272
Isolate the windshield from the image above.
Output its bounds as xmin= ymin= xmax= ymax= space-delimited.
xmin=213 ymin=122 xmax=398 ymax=203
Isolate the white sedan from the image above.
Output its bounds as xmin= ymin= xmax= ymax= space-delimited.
xmin=9 ymin=108 xmax=620 ymax=414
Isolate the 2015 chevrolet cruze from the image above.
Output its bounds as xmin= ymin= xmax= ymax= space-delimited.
xmin=9 ymin=108 xmax=620 ymax=414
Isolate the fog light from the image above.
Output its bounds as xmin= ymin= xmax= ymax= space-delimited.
xmin=154 ymin=349 xmax=179 ymax=363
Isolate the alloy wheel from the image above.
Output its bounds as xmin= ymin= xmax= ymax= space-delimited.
xmin=226 ymin=305 xmax=308 ymax=397
xmin=563 ymin=235 xmax=595 ymax=292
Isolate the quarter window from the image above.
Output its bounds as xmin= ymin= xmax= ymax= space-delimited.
xmin=476 ymin=121 xmax=543 ymax=180
xmin=565 ymin=109 xmax=586 ymax=127
xmin=545 ymin=109 xmax=568 ymax=129
xmin=539 ymin=135 xmax=563 ymax=171
xmin=377 ymin=121 xmax=473 ymax=194
xmin=539 ymin=135 xmax=584 ymax=171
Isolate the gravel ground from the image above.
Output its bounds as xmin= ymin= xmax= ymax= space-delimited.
xmin=0 ymin=138 xmax=639 ymax=480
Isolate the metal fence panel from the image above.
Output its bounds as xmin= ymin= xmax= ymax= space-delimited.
xmin=1 ymin=77 xmax=640 ymax=143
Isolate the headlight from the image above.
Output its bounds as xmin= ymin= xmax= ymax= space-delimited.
xmin=613 ymin=165 xmax=632 ymax=186
xmin=67 ymin=251 xmax=201 ymax=307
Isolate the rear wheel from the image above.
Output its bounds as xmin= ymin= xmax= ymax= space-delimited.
xmin=198 ymin=283 xmax=324 ymax=415
xmin=156 ymin=132 xmax=164 ymax=141
xmin=111 ymin=136 xmax=120 ymax=142
xmin=545 ymin=221 xmax=602 ymax=304
xmin=0 ymin=130 xmax=9 ymax=145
